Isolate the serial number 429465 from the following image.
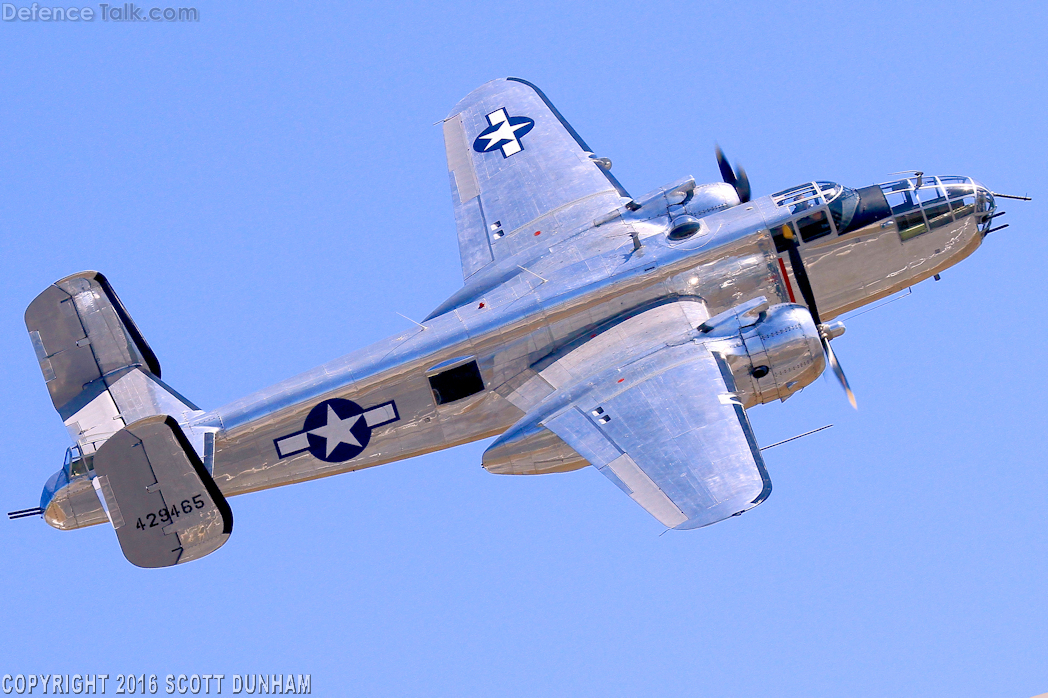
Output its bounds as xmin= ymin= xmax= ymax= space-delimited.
xmin=135 ymin=494 xmax=206 ymax=531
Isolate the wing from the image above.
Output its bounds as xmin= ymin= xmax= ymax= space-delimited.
xmin=442 ymin=77 xmax=629 ymax=280
xmin=544 ymin=343 xmax=770 ymax=529
xmin=483 ymin=301 xmax=771 ymax=529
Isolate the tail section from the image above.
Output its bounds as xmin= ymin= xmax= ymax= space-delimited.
xmin=26 ymin=273 xmax=230 ymax=568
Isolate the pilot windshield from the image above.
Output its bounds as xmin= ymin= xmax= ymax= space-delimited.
xmin=772 ymin=181 xmax=892 ymax=237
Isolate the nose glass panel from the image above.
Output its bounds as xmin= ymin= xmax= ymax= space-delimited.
xmin=878 ymin=175 xmax=982 ymax=241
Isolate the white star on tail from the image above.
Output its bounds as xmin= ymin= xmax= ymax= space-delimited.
xmin=308 ymin=405 xmax=362 ymax=458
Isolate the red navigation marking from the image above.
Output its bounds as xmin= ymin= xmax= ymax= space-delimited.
xmin=778 ymin=257 xmax=796 ymax=303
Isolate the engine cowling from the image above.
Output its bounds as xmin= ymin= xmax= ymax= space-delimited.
xmin=703 ymin=302 xmax=825 ymax=408
xmin=683 ymin=182 xmax=742 ymax=217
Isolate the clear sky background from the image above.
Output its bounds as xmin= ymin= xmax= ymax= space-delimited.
xmin=2 ymin=1 xmax=1046 ymax=696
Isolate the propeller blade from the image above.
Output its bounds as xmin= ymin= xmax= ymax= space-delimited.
xmin=781 ymin=224 xmax=856 ymax=408
xmin=715 ymin=147 xmax=751 ymax=204
xmin=735 ymin=163 xmax=751 ymax=204
xmin=715 ymin=146 xmax=736 ymax=187
xmin=823 ymin=337 xmax=857 ymax=410
xmin=782 ymin=229 xmax=822 ymax=324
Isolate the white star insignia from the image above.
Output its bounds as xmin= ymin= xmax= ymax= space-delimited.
xmin=477 ymin=109 xmax=531 ymax=156
xmin=308 ymin=405 xmax=362 ymax=458
xmin=479 ymin=120 xmax=527 ymax=150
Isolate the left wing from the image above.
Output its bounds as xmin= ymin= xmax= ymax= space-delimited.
xmin=442 ymin=78 xmax=629 ymax=280
xmin=484 ymin=301 xmax=771 ymax=529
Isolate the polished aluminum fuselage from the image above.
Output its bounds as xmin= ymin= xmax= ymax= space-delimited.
xmin=199 ymin=183 xmax=986 ymax=495
xmin=47 ymin=177 xmax=990 ymax=527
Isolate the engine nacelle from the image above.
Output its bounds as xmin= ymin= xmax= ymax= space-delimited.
xmin=702 ymin=300 xmax=825 ymax=408
xmin=683 ymin=182 xmax=742 ymax=217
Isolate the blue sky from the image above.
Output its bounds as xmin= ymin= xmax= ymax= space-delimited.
xmin=2 ymin=1 xmax=1046 ymax=696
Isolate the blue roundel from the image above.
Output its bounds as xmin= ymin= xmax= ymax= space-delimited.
xmin=302 ymin=398 xmax=372 ymax=463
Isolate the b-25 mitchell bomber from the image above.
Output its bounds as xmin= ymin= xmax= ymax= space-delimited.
xmin=14 ymin=78 xmax=1024 ymax=567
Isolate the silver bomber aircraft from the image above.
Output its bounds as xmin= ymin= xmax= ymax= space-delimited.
xmin=14 ymin=78 xmax=1022 ymax=567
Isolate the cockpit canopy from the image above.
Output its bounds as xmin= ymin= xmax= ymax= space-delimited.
xmin=772 ymin=181 xmax=894 ymax=244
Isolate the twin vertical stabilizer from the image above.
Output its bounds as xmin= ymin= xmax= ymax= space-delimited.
xmin=25 ymin=272 xmax=232 ymax=566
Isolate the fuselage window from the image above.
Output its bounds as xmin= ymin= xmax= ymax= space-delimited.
xmin=797 ymin=209 xmax=833 ymax=242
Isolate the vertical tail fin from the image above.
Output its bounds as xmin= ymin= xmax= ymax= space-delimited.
xmin=25 ymin=271 xmax=200 ymax=457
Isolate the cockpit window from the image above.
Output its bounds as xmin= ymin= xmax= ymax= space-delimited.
xmin=774 ymin=185 xmax=821 ymax=213
xmin=877 ymin=176 xmax=975 ymax=240
xmin=797 ymin=210 xmax=832 ymax=242
xmin=916 ymin=183 xmax=945 ymax=205
xmin=772 ymin=181 xmax=842 ymax=214
xmin=941 ymin=176 xmax=975 ymax=200
xmin=884 ymin=189 xmax=915 ymax=213
xmin=818 ymin=182 xmax=842 ymax=200
xmin=917 ymin=182 xmax=952 ymax=229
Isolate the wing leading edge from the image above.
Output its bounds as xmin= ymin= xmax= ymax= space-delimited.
xmin=442 ymin=77 xmax=629 ymax=280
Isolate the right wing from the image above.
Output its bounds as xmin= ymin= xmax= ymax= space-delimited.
xmin=484 ymin=301 xmax=771 ymax=529
xmin=442 ymin=77 xmax=629 ymax=280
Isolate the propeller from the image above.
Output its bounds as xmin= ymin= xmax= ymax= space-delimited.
xmin=778 ymin=224 xmax=857 ymax=409
xmin=716 ymin=146 xmax=751 ymax=204
xmin=823 ymin=331 xmax=857 ymax=409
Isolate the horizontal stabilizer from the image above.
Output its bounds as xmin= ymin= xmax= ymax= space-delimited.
xmin=92 ymin=416 xmax=232 ymax=568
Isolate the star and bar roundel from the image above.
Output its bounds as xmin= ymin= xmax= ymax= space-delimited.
xmin=472 ymin=108 xmax=534 ymax=158
xmin=274 ymin=398 xmax=399 ymax=463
